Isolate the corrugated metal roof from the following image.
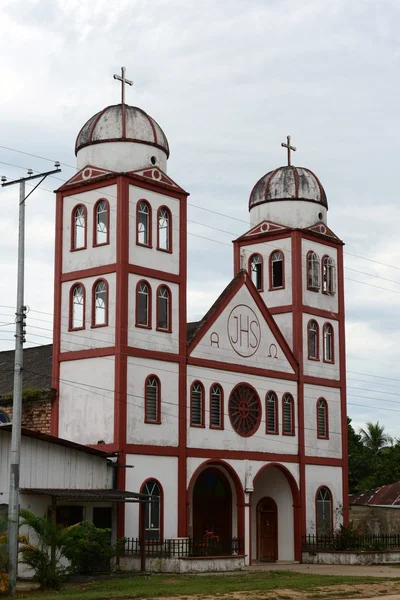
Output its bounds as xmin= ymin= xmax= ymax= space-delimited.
xmin=20 ymin=488 xmax=151 ymax=503
xmin=350 ymin=481 xmax=400 ymax=506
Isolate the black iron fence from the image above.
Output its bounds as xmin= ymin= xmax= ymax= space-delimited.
xmin=303 ymin=533 xmax=400 ymax=552
xmin=125 ymin=536 xmax=244 ymax=558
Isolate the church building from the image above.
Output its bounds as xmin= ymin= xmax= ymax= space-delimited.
xmin=51 ymin=69 xmax=348 ymax=564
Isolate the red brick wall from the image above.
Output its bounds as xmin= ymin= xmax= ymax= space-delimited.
xmin=0 ymin=396 xmax=52 ymax=434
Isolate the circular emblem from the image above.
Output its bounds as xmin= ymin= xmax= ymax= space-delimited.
xmin=82 ymin=168 xmax=92 ymax=180
xmin=152 ymin=169 xmax=161 ymax=180
xmin=228 ymin=384 xmax=261 ymax=437
xmin=227 ymin=304 xmax=261 ymax=357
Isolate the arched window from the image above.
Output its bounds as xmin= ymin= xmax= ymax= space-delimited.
xmin=249 ymin=254 xmax=263 ymax=291
xmin=92 ymin=280 xmax=108 ymax=327
xmin=266 ymin=391 xmax=278 ymax=434
xmin=137 ymin=200 xmax=151 ymax=246
xmin=282 ymin=393 xmax=294 ymax=435
xmin=156 ymin=285 xmax=171 ymax=332
xmin=136 ymin=281 xmax=151 ymax=328
xmin=157 ymin=206 xmax=171 ymax=251
xmin=70 ymin=284 xmax=85 ymax=330
xmin=145 ymin=376 xmax=161 ymax=424
xmin=94 ymin=199 xmax=109 ymax=246
xmin=190 ymin=381 xmax=204 ymax=427
xmin=72 ymin=205 xmax=86 ymax=250
xmin=316 ymin=486 xmax=332 ymax=536
xmin=210 ymin=384 xmax=223 ymax=429
xmin=141 ymin=479 xmax=163 ymax=541
xmin=308 ymin=320 xmax=319 ymax=360
xmin=323 ymin=323 xmax=334 ymax=362
xmin=0 ymin=411 xmax=10 ymax=424
xmin=307 ymin=251 xmax=320 ymax=291
xmin=322 ymin=256 xmax=336 ymax=295
xmin=317 ymin=398 xmax=329 ymax=439
xmin=270 ymin=250 xmax=284 ymax=289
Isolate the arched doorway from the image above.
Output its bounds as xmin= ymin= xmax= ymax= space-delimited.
xmin=193 ymin=467 xmax=232 ymax=541
xmin=257 ymin=497 xmax=278 ymax=562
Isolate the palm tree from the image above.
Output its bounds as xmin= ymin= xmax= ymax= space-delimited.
xmin=359 ymin=421 xmax=393 ymax=454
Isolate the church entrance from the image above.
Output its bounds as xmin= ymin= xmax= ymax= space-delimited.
xmin=257 ymin=497 xmax=278 ymax=562
xmin=192 ymin=467 xmax=232 ymax=544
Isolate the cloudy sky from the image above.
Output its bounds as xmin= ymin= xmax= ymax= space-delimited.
xmin=1 ymin=0 xmax=400 ymax=437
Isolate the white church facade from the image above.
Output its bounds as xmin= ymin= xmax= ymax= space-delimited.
xmin=50 ymin=74 xmax=348 ymax=564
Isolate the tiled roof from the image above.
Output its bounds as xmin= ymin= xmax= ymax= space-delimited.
xmin=0 ymin=345 xmax=53 ymax=397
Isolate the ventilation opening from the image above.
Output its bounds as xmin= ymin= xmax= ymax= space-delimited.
xmin=318 ymin=212 xmax=323 ymax=220
xmin=151 ymin=156 xmax=157 ymax=165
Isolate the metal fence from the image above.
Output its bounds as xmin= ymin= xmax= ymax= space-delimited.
xmin=303 ymin=533 xmax=400 ymax=552
xmin=125 ymin=536 xmax=244 ymax=558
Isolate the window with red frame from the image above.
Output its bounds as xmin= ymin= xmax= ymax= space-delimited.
xmin=157 ymin=286 xmax=170 ymax=331
xmin=317 ymin=398 xmax=328 ymax=438
xmin=158 ymin=207 xmax=171 ymax=251
xmin=142 ymin=479 xmax=162 ymax=540
xmin=322 ymin=256 xmax=336 ymax=295
xmin=137 ymin=201 xmax=151 ymax=245
xmin=250 ymin=254 xmax=263 ymax=290
xmin=283 ymin=394 xmax=294 ymax=434
xmin=191 ymin=382 xmax=204 ymax=426
xmin=266 ymin=391 xmax=278 ymax=433
xmin=145 ymin=376 xmax=160 ymax=423
xmin=323 ymin=323 xmax=334 ymax=362
xmin=270 ymin=250 xmax=283 ymax=289
xmin=93 ymin=280 xmax=107 ymax=326
xmin=137 ymin=281 xmax=150 ymax=327
xmin=73 ymin=205 xmax=86 ymax=249
xmin=316 ymin=487 xmax=332 ymax=535
xmin=210 ymin=384 xmax=222 ymax=428
xmin=307 ymin=251 xmax=320 ymax=290
xmin=71 ymin=284 xmax=84 ymax=329
xmin=95 ymin=200 xmax=109 ymax=245
xmin=308 ymin=320 xmax=319 ymax=359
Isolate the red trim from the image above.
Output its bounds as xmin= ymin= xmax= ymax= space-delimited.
xmin=307 ymin=319 xmax=319 ymax=361
xmin=256 ymin=497 xmax=278 ymax=561
xmin=126 ymin=346 xmax=182 ymax=363
xmin=268 ymin=249 xmax=285 ymax=291
xmin=187 ymin=459 xmax=245 ymax=542
xmin=136 ymin=199 xmax=152 ymax=248
xmin=126 ymin=444 xmax=178 ymax=455
xmin=303 ymin=375 xmax=340 ymax=388
xmin=248 ymin=253 xmax=263 ymax=292
xmin=186 ymin=448 xmax=343 ymax=466
xmin=253 ymin=462 xmax=301 ymax=562
xmin=59 ymin=346 xmax=116 ymax=361
xmin=269 ymin=305 xmax=293 ymax=315
xmin=315 ymin=485 xmax=333 ymax=535
xmin=265 ymin=390 xmax=278 ymax=434
xmin=93 ymin=198 xmax=110 ymax=247
xmin=144 ymin=375 xmax=162 ymax=424
xmin=302 ymin=306 xmax=339 ymax=320
xmin=68 ymin=282 xmax=86 ymax=331
xmin=156 ymin=205 xmax=172 ymax=253
xmin=139 ymin=478 xmax=164 ymax=541
xmin=61 ymin=264 xmax=117 ymax=283
xmin=156 ymin=284 xmax=172 ymax=333
xmin=301 ymin=231 xmax=343 ymax=249
xmin=282 ymin=393 xmax=295 ymax=436
xmin=233 ymin=242 xmax=240 ymax=276
xmin=91 ymin=278 xmax=109 ymax=328
xmin=188 ymin=356 xmax=297 ymax=381
xmin=322 ymin=322 xmax=334 ymax=363
xmin=316 ymin=397 xmax=329 ymax=439
xmin=190 ymin=380 xmax=205 ymax=428
xmin=128 ymin=264 xmax=180 ymax=284
xmin=235 ymin=229 xmax=292 ymax=246
xmin=135 ymin=279 xmax=152 ymax=329
xmin=51 ymin=191 xmax=63 ymax=436
xmin=70 ymin=204 xmax=87 ymax=251
xmin=209 ymin=383 xmax=224 ymax=430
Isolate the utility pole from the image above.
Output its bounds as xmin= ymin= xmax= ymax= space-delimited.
xmin=1 ymin=164 xmax=61 ymax=596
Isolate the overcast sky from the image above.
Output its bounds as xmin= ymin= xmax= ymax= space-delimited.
xmin=1 ymin=0 xmax=400 ymax=437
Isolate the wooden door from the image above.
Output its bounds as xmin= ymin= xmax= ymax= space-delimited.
xmin=258 ymin=497 xmax=277 ymax=562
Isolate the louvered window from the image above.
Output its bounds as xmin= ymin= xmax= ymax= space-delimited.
xmin=317 ymin=398 xmax=328 ymax=438
xmin=307 ymin=251 xmax=320 ymax=290
xmin=145 ymin=377 xmax=160 ymax=423
xmin=210 ymin=385 xmax=222 ymax=428
xmin=250 ymin=254 xmax=263 ymax=291
xmin=266 ymin=392 xmax=277 ymax=433
xmin=271 ymin=251 xmax=283 ymax=289
xmin=283 ymin=394 xmax=294 ymax=435
xmin=191 ymin=382 xmax=203 ymax=426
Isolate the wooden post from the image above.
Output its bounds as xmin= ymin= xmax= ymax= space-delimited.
xmin=139 ymin=501 xmax=146 ymax=572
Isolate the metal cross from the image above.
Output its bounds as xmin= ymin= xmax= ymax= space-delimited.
xmin=281 ymin=135 xmax=297 ymax=166
xmin=113 ymin=66 xmax=133 ymax=105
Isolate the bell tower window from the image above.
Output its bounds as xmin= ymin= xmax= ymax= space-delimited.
xmin=249 ymin=254 xmax=263 ymax=291
xmin=270 ymin=250 xmax=284 ymax=289
xmin=307 ymin=251 xmax=320 ymax=291
xmin=157 ymin=206 xmax=171 ymax=252
xmin=156 ymin=285 xmax=171 ymax=332
xmin=308 ymin=320 xmax=319 ymax=360
xmin=136 ymin=280 xmax=151 ymax=328
xmin=70 ymin=284 xmax=85 ymax=330
xmin=94 ymin=199 xmax=109 ymax=246
xmin=137 ymin=201 xmax=151 ymax=246
xmin=72 ymin=205 xmax=86 ymax=250
xmin=322 ymin=255 xmax=336 ymax=295
xmin=323 ymin=323 xmax=334 ymax=362
xmin=92 ymin=280 xmax=108 ymax=327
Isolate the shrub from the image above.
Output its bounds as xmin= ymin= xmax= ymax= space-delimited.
xmin=63 ymin=521 xmax=124 ymax=575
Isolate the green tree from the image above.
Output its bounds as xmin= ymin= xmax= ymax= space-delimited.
xmin=347 ymin=418 xmax=370 ymax=493
xmin=359 ymin=421 xmax=393 ymax=454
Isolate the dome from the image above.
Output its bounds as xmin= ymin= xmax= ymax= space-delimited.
xmin=75 ymin=104 xmax=169 ymax=157
xmin=249 ymin=166 xmax=327 ymax=211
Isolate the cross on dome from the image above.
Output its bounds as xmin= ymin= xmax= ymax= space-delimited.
xmin=113 ymin=66 xmax=133 ymax=105
xmin=281 ymin=135 xmax=296 ymax=166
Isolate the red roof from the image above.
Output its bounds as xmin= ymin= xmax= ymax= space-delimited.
xmin=350 ymin=482 xmax=400 ymax=507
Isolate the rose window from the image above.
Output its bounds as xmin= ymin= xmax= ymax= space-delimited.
xmin=228 ymin=384 xmax=261 ymax=437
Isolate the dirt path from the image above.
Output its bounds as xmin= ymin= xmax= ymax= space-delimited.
xmin=247 ymin=563 xmax=400 ymax=578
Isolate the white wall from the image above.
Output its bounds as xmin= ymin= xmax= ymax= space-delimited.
xmin=62 ymin=185 xmax=117 ymax=273
xmin=77 ymin=142 xmax=167 ymax=173
xmin=302 ymin=313 xmax=340 ymax=380
xmin=59 ymin=357 xmax=115 ymax=444
xmin=126 ymin=357 xmax=179 ymax=446
xmin=60 ymin=273 xmax=116 ymax=352
xmin=186 ymin=366 xmax=298 ymax=454
xmin=272 ymin=312 xmax=293 ymax=350
xmin=129 ymin=185 xmax=180 ymax=275
xmin=250 ymin=201 xmax=327 ymax=229
xmin=305 ymin=464 xmax=343 ymax=534
xmin=127 ymin=274 xmax=179 ymax=353
xmin=303 ymin=384 xmax=342 ymax=459
xmin=302 ymin=240 xmax=338 ymax=313
xmin=124 ymin=454 xmax=178 ymax=539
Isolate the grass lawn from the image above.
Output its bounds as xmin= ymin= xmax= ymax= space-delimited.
xmin=18 ymin=570 xmax=400 ymax=600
